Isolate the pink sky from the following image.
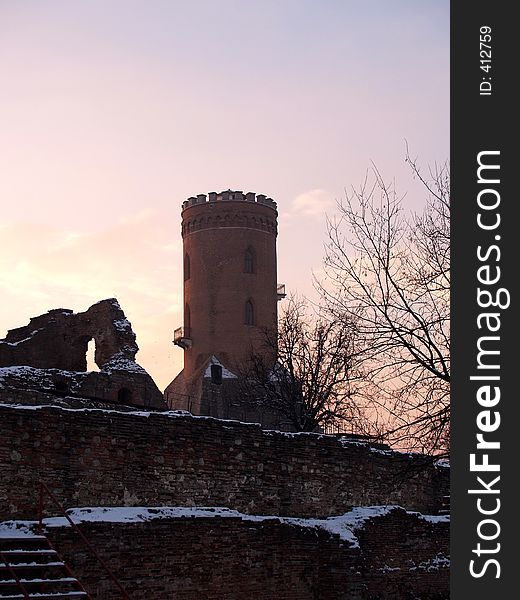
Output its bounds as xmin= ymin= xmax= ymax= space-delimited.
xmin=0 ymin=1 xmax=449 ymax=390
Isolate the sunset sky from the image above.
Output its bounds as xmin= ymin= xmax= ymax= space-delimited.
xmin=0 ymin=1 xmax=449 ymax=390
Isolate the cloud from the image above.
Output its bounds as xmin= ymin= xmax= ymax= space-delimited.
xmin=291 ymin=189 xmax=335 ymax=217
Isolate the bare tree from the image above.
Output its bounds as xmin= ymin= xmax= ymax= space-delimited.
xmin=241 ymin=297 xmax=365 ymax=433
xmin=318 ymin=155 xmax=450 ymax=455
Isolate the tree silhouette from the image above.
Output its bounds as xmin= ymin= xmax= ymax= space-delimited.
xmin=318 ymin=155 xmax=450 ymax=455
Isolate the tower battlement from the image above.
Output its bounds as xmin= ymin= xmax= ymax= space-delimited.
xmin=182 ymin=190 xmax=277 ymax=211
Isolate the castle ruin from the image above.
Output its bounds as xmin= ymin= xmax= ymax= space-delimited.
xmin=0 ymin=190 xmax=450 ymax=599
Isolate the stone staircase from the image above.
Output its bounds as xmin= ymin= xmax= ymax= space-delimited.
xmin=0 ymin=533 xmax=90 ymax=599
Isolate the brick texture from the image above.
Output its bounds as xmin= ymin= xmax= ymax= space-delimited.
xmin=0 ymin=403 xmax=449 ymax=520
xmin=45 ymin=509 xmax=449 ymax=599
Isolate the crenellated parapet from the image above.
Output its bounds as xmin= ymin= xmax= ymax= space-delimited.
xmin=181 ymin=211 xmax=278 ymax=236
xmin=181 ymin=190 xmax=277 ymax=212
xmin=181 ymin=190 xmax=278 ymax=237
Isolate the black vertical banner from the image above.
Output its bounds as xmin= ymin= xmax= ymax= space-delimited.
xmin=451 ymin=2 xmax=515 ymax=598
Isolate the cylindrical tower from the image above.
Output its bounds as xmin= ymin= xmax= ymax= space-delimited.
xmin=166 ymin=190 xmax=284 ymax=417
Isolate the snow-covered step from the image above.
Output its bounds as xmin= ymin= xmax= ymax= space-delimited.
xmin=1 ymin=578 xmax=78 ymax=584
xmin=30 ymin=594 xmax=88 ymax=598
xmin=0 ymin=591 xmax=88 ymax=600
xmin=0 ymin=530 xmax=90 ymax=600
xmin=0 ymin=564 xmax=73 ymax=581
xmin=0 ymin=562 xmax=65 ymax=569
xmin=0 ymin=550 xmax=57 ymax=556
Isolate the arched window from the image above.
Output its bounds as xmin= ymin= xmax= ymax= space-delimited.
xmin=245 ymin=300 xmax=255 ymax=326
xmin=244 ymin=247 xmax=255 ymax=273
xmin=184 ymin=253 xmax=190 ymax=281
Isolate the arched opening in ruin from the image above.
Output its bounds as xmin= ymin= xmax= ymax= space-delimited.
xmin=117 ymin=387 xmax=133 ymax=404
xmin=86 ymin=338 xmax=100 ymax=372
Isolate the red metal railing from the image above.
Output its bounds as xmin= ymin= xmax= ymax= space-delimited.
xmin=45 ymin=534 xmax=92 ymax=599
xmin=0 ymin=551 xmax=30 ymax=599
xmin=37 ymin=480 xmax=131 ymax=599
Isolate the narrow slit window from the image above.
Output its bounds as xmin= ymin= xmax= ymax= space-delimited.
xmin=245 ymin=300 xmax=255 ymax=326
xmin=184 ymin=253 xmax=190 ymax=281
xmin=244 ymin=247 xmax=255 ymax=273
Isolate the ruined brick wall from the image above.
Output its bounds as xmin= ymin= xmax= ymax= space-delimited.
xmin=0 ymin=402 xmax=449 ymax=521
xmin=356 ymin=510 xmax=450 ymax=598
xmin=0 ymin=299 xmax=165 ymax=409
xmin=43 ymin=508 xmax=449 ymax=600
xmin=0 ymin=299 xmax=137 ymax=371
xmin=0 ymin=365 xmax=165 ymax=410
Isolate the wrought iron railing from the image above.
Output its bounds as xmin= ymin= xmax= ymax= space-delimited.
xmin=0 ymin=551 xmax=30 ymax=599
xmin=173 ymin=326 xmax=191 ymax=343
xmin=37 ymin=480 xmax=131 ymax=599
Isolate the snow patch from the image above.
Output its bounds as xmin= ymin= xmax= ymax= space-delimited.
xmin=203 ymin=356 xmax=238 ymax=379
xmin=413 ymin=513 xmax=450 ymax=524
xmin=291 ymin=506 xmax=398 ymax=548
xmin=410 ymin=553 xmax=450 ymax=571
xmin=0 ymin=505 xmax=447 ymax=551
xmin=0 ymin=521 xmax=44 ymax=539
xmin=0 ymin=366 xmax=81 ymax=389
xmin=0 ymin=328 xmax=44 ymax=346
xmin=0 ymin=403 xmax=253 ymax=424
xmin=112 ymin=318 xmax=133 ymax=333
xmin=101 ymin=353 xmax=146 ymax=375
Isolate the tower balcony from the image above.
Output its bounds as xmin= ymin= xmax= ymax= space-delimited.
xmin=277 ymin=284 xmax=286 ymax=301
xmin=173 ymin=326 xmax=192 ymax=349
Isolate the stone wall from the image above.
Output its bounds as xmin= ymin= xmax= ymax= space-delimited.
xmin=40 ymin=507 xmax=449 ymax=600
xmin=0 ymin=402 xmax=449 ymax=521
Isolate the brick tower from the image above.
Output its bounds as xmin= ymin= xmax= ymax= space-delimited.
xmin=165 ymin=190 xmax=286 ymax=426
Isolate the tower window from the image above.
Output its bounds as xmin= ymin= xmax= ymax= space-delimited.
xmin=244 ymin=247 xmax=255 ymax=273
xmin=245 ymin=300 xmax=255 ymax=326
xmin=210 ymin=364 xmax=223 ymax=385
xmin=184 ymin=253 xmax=190 ymax=281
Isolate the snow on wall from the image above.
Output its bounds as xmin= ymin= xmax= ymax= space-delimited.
xmin=0 ymin=401 xmax=450 ymax=521
xmin=0 ymin=505 xmax=449 ymax=551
